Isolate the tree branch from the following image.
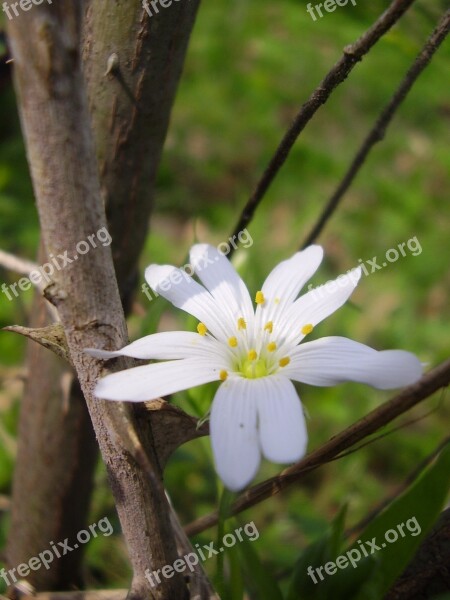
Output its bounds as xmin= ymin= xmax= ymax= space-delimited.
xmin=301 ymin=8 xmax=450 ymax=248
xmin=6 ymin=0 xmax=209 ymax=595
xmin=229 ymin=0 xmax=418 ymax=248
xmin=0 ymin=249 xmax=38 ymax=280
xmin=346 ymin=435 xmax=450 ymax=538
xmin=185 ymin=358 xmax=450 ymax=536
xmin=6 ymin=4 xmax=188 ymax=598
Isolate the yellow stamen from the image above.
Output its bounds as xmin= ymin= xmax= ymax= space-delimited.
xmin=237 ymin=317 xmax=247 ymax=330
xmin=219 ymin=370 xmax=228 ymax=381
xmin=197 ymin=322 xmax=207 ymax=336
xmin=255 ymin=291 xmax=265 ymax=305
xmin=279 ymin=357 xmax=290 ymax=368
xmin=248 ymin=349 xmax=257 ymax=361
xmin=274 ymin=297 xmax=280 ymax=304
xmin=301 ymin=324 xmax=314 ymax=335
xmin=267 ymin=342 xmax=277 ymax=352
xmin=228 ymin=336 xmax=238 ymax=348
xmin=264 ymin=321 xmax=273 ymax=333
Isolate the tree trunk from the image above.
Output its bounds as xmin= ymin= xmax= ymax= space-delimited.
xmin=6 ymin=0 xmax=202 ymax=594
xmin=5 ymin=3 xmax=201 ymax=598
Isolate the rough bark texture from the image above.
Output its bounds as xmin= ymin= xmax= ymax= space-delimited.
xmin=385 ymin=509 xmax=450 ymax=599
xmin=6 ymin=0 xmax=202 ymax=594
xmin=5 ymin=3 xmax=190 ymax=598
xmin=82 ymin=0 xmax=201 ymax=290
xmin=6 ymin=248 xmax=98 ymax=591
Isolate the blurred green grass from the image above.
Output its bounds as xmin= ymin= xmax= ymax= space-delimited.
xmin=1 ymin=0 xmax=449 ymax=593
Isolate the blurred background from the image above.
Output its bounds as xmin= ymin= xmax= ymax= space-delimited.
xmin=0 ymin=0 xmax=449 ymax=595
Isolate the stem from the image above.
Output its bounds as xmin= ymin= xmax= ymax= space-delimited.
xmin=228 ymin=0 xmax=417 ymax=251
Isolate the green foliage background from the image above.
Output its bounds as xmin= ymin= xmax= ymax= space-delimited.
xmin=0 ymin=0 xmax=449 ymax=596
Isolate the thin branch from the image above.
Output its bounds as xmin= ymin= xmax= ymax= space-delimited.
xmin=0 ymin=249 xmax=38 ymax=279
xmin=185 ymin=358 xmax=450 ymax=536
xmin=301 ymin=8 xmax=450 ymax=248
xmin=0 ymin=247 xmax=59 ymax=320
xmin=345 ymin=435 xmax=450 ymax=538
xmin=229 ymin=0 xmax=417 ymax=248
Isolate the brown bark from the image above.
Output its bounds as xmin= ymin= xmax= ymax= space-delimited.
xmin=385 ymin=509 xmax=450 ymax=599
xmin=6 ymin=0 xmax=203 ymax=594
xmin=6 ymin=248 xmax=98 ymax=591
xmin=5 ymin=3 xmax=192 ymax=598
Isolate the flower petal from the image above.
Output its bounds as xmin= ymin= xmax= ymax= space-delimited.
xmin=145 ymin=264 xmax=230 ymax=342
xmin=261 ymin=245 xmax=323 ymax=307
xmin=254 ymin=246 xmax=323 ymax=348
xmin=95 ymin=358 xmax=222 ymax=402
xmin=284 ymin=336 xmax=423 ymax=389
xmin=255 ymin=376 xmax=307 ymax=463
xmin=256 ymin=245 xmax=323 ymax=318
xmin=190 ymin=244 xmax=255 ymax=331
xmin=278 ymin=267 xmax=362 ymax=346
xmin=210 ymin=377 xmax=260 ymax=491
xmin=85 ymin=331 xmax=227 ymax=361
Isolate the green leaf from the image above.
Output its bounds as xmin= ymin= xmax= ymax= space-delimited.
xmin=352 ymin=443 xmax=450 ymax=600
xmin=215 ymin=488 xmax=236 ymax=599
xmin=227 ymin=542 xmax=245 ymax=600
xmin=287 ymin=504 xmax=348 ymax=600
xmin=237 ymin=525 xmax=283 ymax=600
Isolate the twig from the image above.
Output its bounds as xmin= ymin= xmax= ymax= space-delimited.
xmin=0 ymin=248 xmax=59 ymax=320
xmin=301 ymin=8 xmax=450 ymax=248
xmin=0 ymin=249 xmax=39 ymax=280
xmin=185 ymin=358 xmax=450 ymax=536
xmin=345 ymin=435 xmax=450 ymax=538
xmin=228 ymin=0 xmax=417 ymax=249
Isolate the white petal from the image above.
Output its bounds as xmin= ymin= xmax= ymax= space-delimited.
xmin=210 ymin=378 xmax=260 ymax=491
xmin=261 ymin=245 xmax=323 ymax=307
xmin=85 ymin=331 xmax=227 ymax=361
xmin=255 ymin=245 xmax=323 ymax=327
xmin=255 ymin=377 xmax=307 ymax=463
xmin=189 ymin=244 xmax=255 ymax=331
xmin=284 ymin=336 xmax=423 ymax=389
xmin=278 ymin=267 xmax=362 ymax=346
xmin=145 ymin=264 xmax=230 ymax=342
xmin=95 ymin=358 xmax=222 ymax=402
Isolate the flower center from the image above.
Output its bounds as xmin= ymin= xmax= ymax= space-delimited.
xmin=241 ymin=358 xmax=268 ymax=379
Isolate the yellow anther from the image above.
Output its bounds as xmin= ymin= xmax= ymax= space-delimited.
xmin=237 ymin=317 xmax=247 ymax=330
xmin=197 ymin=322 xmax=207 ymax=336
xmin=248 ymin=349 xmax=257 ymax=361
xmin=255 ymin=291 xmax=265 ymax=305
xmin=279 ymin=357 xmax=290 ymax=368
xmin=274 ymin=297 xmax=280 ymax=304
xmin=301 ymin=324 xmax=314 ymax=335
xmin=264 ymin=321 xmax=273 ymax=333
xmin=228 ymin=337 xmax=238 ymax=348
xmin=267 ymin=342 xmax=277 ymax=352
xmin=219 ymin=370 xmax=228 ymax=381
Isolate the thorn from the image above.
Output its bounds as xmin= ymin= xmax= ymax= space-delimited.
xmin=104 ymin=52 xmax=120 ymax=77
xmin=104 ymin=52 xmax=140 ymax=110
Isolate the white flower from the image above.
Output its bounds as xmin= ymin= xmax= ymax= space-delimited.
xmin=88 ymin=244 xmax=422 ymax=491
